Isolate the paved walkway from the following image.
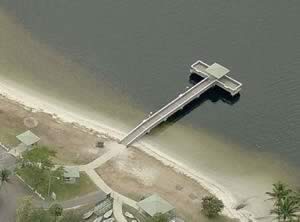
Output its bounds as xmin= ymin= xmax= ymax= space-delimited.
xmin=85 ymin=169 xmax=112 ymax=194
xmin=3 ymin=141 xmax=137 ymax=222
xmin=79 ymin=141 xmax=137 ymax=222
xmin=113 ymin=195 xmax=127 ymax=222
xmin=35 ymin=191 xmax=106 ymax=209
xmin=79 ymin=141 xmax=125 ymax=171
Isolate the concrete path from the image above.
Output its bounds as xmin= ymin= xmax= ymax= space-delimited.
xmin=113 ymin=195 xmax=127 ymax=222
xmin=79 ymin=141 xmax=137 ymax=222
xmin=112 ymin=193 xmax=138 ymax=210
xmin=2 ymin=141 xmax=137 ymax=222
xmin=79 ymin=141 xmax=125 ymax=171
xmin=35 ymin=190 xmax=107 ymax=210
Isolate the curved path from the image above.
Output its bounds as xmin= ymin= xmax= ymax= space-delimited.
xmin=2 ymin=141 xmax=135 ymax=222
xmin=79 ymin=141 xmax=137 ymax=222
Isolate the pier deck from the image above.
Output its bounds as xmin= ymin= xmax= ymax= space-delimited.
xmin=120 ymin=60 xmax=242 ymax=146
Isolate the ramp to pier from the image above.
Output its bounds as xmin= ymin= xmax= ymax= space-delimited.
xmin=120 ymin=60 xmax=242 ymax=147
xmin=120 ymin=77 xmax=216 ymax=146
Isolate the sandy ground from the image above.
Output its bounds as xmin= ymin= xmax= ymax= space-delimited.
xmin=0 ymin=80 xmax=252 ymax=222
xmin=96 ymin=148 xmax=235 ymax=222
xmin=0 ymin=95 xmax=108 ymax=165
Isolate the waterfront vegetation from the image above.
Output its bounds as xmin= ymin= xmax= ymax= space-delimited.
xmin=201 ymin=196 xmax=225 ymax=218
xmin=16 ymin=146 xmax=97 ymax=201
xmin=267 ymin=182 xmax=300 ymax=222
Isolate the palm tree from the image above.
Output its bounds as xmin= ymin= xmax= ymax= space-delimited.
xmin=292 ymin=189 xmax=300 ymax=203
xmin=271 ymin=196 xmax=299 ymax=222
xmin=0 ymin=168 xmax=11 ymax=189
xmin=49 ymin=203 xmax=63 ymax=222
xmin=266 ymin=182 xmax=292 ymax=205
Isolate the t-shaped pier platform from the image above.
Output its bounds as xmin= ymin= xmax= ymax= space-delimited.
xmin=190 ymin=60 xmax=242 ymax=96
xmin=120 ymin=60 xmax=242 ymax=146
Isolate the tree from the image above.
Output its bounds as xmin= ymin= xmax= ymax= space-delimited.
xmin=16 ymin=197 xmax=52 ymax=222
xmin=31 ymin=166 xmax=48 ymax=191
xmin=49 ymin=203 xmax=63 ymax=222
xmin=29 ymin=208 xmax=52 ymax=222
xmin=16 ymin=197 xmax=35 ymax=222
xmin=17 ymin=146 xmax=63 ymax=195
xmin=292 ymin=188 xmax=300 ymax=203
xmin=266 ymin=182 xmax=292 ymax=205
xmin=271 ymin=196 xmax=299 ymax=222
xmin=266 ymin=182 xmax=300 ymax=221
xmin=22 ymin=146 xmax=56 ymax=169
xmin=201 ymin=196 xmax=224 ymax=217
xmin=0 ymin=168 xmax=11 ymax=189
xmin=59 ymin=210 xmax=81 ymax=222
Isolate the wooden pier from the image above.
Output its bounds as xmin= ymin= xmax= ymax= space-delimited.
xmin=120 ymin=60 xmax=242 ymax=146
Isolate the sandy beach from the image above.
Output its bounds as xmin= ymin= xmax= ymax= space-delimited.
xmin=0 ymin=76 xmax=256 ymax=222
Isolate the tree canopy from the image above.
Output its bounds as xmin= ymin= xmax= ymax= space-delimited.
xmin=22 ymin=145 xmax=56 ymax=169
xmin=49 ymin=203 xmax=63 ymax=221
xmin=17 ymin=146 xmax=64 ymax=197
xmin=16 ymin=197 xmax=81 ymax=222
xmin=201 ymin=196 xmax=224 ymax=218
xmin=266 ymin=181 xmax=292 ymax=205
xmin=0 ymin=168 xmax=11 ymax=189
xmin=267 ymin=182 xmax=300 ymax=222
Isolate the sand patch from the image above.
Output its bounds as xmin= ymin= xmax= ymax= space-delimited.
xmin=96 ymin=148 xmax=228 ymax=222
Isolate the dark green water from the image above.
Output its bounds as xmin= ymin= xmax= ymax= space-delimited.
xmin=0 ymin=0 xmax=299 ymax=209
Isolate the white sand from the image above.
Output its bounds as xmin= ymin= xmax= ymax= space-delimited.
xmin=0 ymin=76 xmax=255 ymax=222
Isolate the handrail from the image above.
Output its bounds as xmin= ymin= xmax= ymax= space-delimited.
xmin=121 ymin=76 xmax=210 ymax=140
xmin=120 ymin=60 xmax=242 ymax=146
xmin=121 ymin=78 xmax=216 ymax=145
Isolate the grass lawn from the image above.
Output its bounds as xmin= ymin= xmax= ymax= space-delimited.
xmin=51 ymin=172 xmax=98 ymax=201
xmin=17 ymin=168 xmax=98 ymax=201
xmin=0 ymin=126 xmax=24 ymax=147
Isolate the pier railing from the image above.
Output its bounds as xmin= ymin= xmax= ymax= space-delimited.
xmin=120 ymin=60 xmax=242 ymax=146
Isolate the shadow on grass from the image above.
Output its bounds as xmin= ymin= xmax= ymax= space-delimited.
xmin=17 ymin=168 xmax=97 ymax=201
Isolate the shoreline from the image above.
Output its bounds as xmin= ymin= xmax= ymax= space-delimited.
xmin=0 ymin=77 xmax=254 ymax=222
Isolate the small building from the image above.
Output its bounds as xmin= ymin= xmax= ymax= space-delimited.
xmin=10 ymin=130 xmax=40 ymax=157
xmin=137 ymin=194 xmax=175 ymax=218
xmin=64 ymin=166 xmax=80 ymax=184
xmin=17 ymin=130 xmax=40 ymax=148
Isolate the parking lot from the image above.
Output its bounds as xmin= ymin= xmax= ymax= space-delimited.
xmin=0 ymin=146 xmax=16 ymax=170
xmin=0 ymin=146 xmax=32 ymax=222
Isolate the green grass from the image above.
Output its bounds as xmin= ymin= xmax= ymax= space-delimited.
xmin=51 ymin=172 xmax=98 ymax=201
xmin=17 ymin=168 xmax=98 ymax=201
xmin=0 ymin=127 xmax=23 ymax=146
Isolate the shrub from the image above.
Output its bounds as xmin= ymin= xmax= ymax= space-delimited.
xmin=201 ymin=196 xmax=224 ymax=217
xmin=49 ymin=203 xmax=63 ymax=221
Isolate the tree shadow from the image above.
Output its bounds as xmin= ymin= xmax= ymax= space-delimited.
xmin=148 ymin=73 xmax=240 ymax=136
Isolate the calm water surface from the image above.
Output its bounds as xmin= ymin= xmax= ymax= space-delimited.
xmin=0 ymin=0 xmax=299 ymax=205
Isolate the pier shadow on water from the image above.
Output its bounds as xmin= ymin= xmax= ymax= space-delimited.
xmin=149 ymin=73 xmax=240 ymax=136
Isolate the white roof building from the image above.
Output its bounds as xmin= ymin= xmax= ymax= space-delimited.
xmin=137 ymin=194 xmax=175 ymax=217
xmin=205 ymin=63 xmax=230 ymax=79
xmin=16 ymin=130 xmax=40 ymax=146
xmin=64 ymin=166 xmax=80 ymax=184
